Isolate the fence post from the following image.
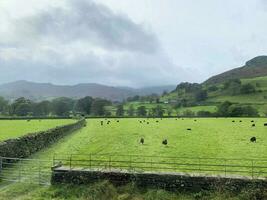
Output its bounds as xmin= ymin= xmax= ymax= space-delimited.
xmin=69 ymin=155 xmax=72 ymax=170
xmin=89 ymin=154 xmax=92 ymax=170
xmin=224 ymin=159 xmax=227 ymax=177
xmin=198 ymin=158 xmax=201 ymax=172
xmin=38 ymin=160 xmax=41 ymax=185
xmin=129 ymin=155 xmax=132 ymax=171
xmin=109 ymin=155 xmax=111 ymax=171
xmin=251 ymin=160 xmax=254 ymax=179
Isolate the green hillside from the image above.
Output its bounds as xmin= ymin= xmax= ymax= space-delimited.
xmin=204 ymin=56 xmax=267 ymax=85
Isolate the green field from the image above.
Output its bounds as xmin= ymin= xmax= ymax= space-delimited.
xmin=19 ymin=118 xmax=267 ymax=177
xmin=0 ymin=118 xmax=267 ymax=199
xmin=0 ymin=119 xmax=75 ymax=141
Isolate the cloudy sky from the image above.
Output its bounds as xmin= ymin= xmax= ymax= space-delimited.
xmin=0 ymin=0 xmax=267 ymax=87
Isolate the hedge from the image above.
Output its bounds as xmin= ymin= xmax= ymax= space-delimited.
xmin=0 ymin=119 xmax=86 ymax=158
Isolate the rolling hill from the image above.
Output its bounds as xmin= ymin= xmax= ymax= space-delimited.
xmin=204 ymin=56 xmax=267 ymax=85
xmin=0 ymin=80 xmax=175 ymax=101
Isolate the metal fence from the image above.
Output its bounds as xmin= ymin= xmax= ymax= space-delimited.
xmin=53 ymin=154 xmax=267 ymax=179
xmin=0 ymin=157 xmax=52 ymax=185
xmin=0 ymin=154 xmax=266 ymax=186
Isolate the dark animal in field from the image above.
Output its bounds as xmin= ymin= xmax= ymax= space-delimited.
xmin=156 ymin=120 xmax=159 ymax=123
xmin=162 ymin=139 xmax=168 ymax=145
xmin=139 ymin=121 xmax=142 ymax=123
xmin=187 ymin=128 xmax=192 ymax=131
xmin=101 ymin=121 xmax=103 ymax=126
xmin=232 ymin=120 xmax=235 ymax=122
xmin=140 ymin=138 xmax=144 ymax=144
xmin=194 ymin=119 xmax=197 ymax=122
xmin=250 ymin=137 xmax=256 ymax=143
xmin=147 ymin=122 xmax=149 ymax=124
xmin=117 ymin=120 xmax=120 ymax=122
xmin=251 ymin=120 xmax=254 ymax=123
xmin=239 ymin=120 xmax=242 ymax=122
xmin=252 ymin=124 xmax=255 ymax=127
xmin=264 ymin=123 xmax=267 ymax=126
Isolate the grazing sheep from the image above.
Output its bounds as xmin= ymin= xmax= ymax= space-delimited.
xmin=239 ymin=120 xmax=242 ymax=122
xmin=140 ymin=138 xmax=144 ymax=144
xmin=162 ymin=139 xmax=168 ymax=145
xmin=100 ymin=121 xmax=103 ymax=126
xmin=139 ymin=121 xmax=142 ymax=123
xmin=264 ymin=123 xmax=267 ymax=126
xmin=250 ymin=137 xmax=256 ymax=143
xmin=251 ymin=120 xmax=254 ymax=123
xmin=117 ymin=120 xmax=120 ymax=123
xmin=156 ymin=120 xmax=159 ymax=123
xmin=232 ymin=120 xmax=235 ymax=122
xmin=187 ymin=128 xmax=192 ymax=131
xmin=252 ymin=124 xmax=256 ymax=127
xmin=194 ymin=119 xmax=197 ymax=122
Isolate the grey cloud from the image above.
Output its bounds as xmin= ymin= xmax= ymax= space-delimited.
xmin=14 ymin=0 xmax=159 ymax=54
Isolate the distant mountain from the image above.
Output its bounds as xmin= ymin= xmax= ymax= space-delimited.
xmin=204 ymin=56 xmax=267 ymax=85
xmin=0 ymin=80 xmax=176 ymax=101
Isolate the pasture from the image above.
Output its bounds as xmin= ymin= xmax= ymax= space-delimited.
xmin=0 ymin=119 xmax=75 ymax=141
xmin=16 ymin=117 xmax=266 ymax=177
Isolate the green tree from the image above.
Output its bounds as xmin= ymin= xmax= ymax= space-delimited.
xmin=91 ymin=99 xmax=111 ymax=116
xmin=0 ymin=96 xmax=8 ymax=114
xmin=75 ymin=96 xmax=94 ymax=115
xmin=127 ymin=105 xmax=135 ymax=116
xmin=33 ymin=101 xmax=51 ymax=116
xmin=152 ymin=105 xmax=164 ymax=117
xmin=217 ymin=101 xmax=232 ymax=117
xmin=195 ymin=90 xmax=208 ymax=102
xmin=116 ymin=104 xmax=124 ymax=117
xmin=240 ymin=84 xmax=256 ymax=94
xmin=136 ymin=106 xmax=147 ymax=117
xmin=51 ymin=97 xmax=74 ymax=116
xmin=10 ymin=97 xmax=33 ymax=116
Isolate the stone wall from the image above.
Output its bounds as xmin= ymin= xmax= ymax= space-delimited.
xmin=0 ymin=119 xmax=86 ymax=158
xmin=51 ymin=168 xmax=267 ymax=192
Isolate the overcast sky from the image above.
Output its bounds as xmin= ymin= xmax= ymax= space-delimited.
xmin=0 ymin=0 xmax=267 ymax=87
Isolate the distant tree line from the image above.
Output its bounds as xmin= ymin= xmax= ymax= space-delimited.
xmin=0 ymin=96 xmax=112 ymax=117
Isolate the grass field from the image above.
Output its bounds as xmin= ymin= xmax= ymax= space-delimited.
xmin=15 ymin=117 xmax=267 ymax=177
xmin=0 ymin=119 xmax=75 ymax=141
xmin=0 ymin=118 xmax=267 ymax=199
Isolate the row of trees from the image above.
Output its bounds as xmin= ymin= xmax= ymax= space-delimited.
xmin=0 ymin=96 xmax=112 ymax=117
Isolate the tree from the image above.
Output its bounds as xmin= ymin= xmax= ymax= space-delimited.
xmin=136 ymin=106 xmax=147 ymax=117
xmin=0 ymin=97 xmax=8 ymax=114
xmin=33 ymin=101 xmax=51 ymax=116
xmin=10 ymin=97 xmax=33 ymax=116
xmin=51 ymin=97 xmax=74 ymax=116
xmin=75 ymin=96 xmax=94 ymax=115
xmin=195 ymin=90 xmax=208 ymax=102
xmin=217 ymin=101 xmax=232 ymax=117
xmin=91 ymin=99 xmax=111 ymax=116
xmin=228 ymin=105 xmax=259 ymax=117
xmin=151 ymin=105 xmax=164 ymax=117
xmin=127 ymin=105 xmax=135 ymax=116
xmin=240 ymin=84 xmax=256 ymax=94
xmin=116 ymin=104 xmax=124 ymax=117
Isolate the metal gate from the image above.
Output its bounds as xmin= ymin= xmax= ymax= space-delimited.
xmin=0 ymin=157 xmax=52 ymax=185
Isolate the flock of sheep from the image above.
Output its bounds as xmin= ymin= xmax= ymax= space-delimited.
xmin=99 ymin=118 xmax=266 ymax=145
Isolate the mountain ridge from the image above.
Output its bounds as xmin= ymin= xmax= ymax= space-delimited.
xmin=204 ymin=56 xmax=267 ymax=85
xmin=0 ymin=80 xmax=175 ymax=101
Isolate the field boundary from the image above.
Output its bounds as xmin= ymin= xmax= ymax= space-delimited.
xmin=51 ymin=167 xmax=267 ymax=191
xmin=0 ymin=119 xmax=86 ymax=158
xmin=53 ymin=154 xmax=267 ymax=179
